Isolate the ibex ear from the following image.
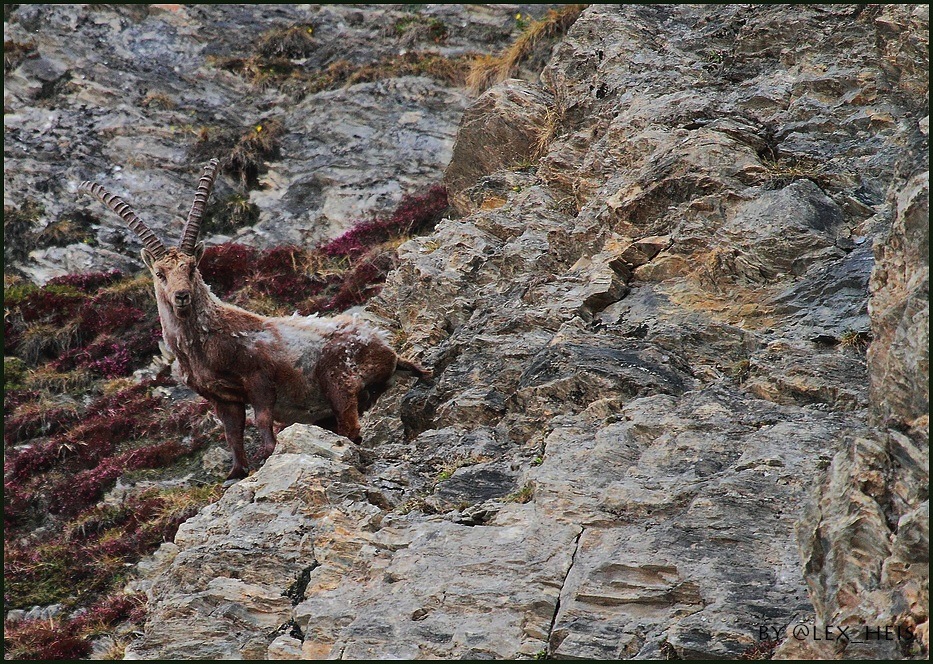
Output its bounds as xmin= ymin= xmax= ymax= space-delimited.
xmin=141 ymin=248 xmax=157 ymax=270
xmin=193 ymin=241 xmax=205 ymax=265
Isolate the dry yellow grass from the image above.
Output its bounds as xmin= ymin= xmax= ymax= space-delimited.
xmin=466 ymin=5 xmax=587 ymax=95
xmin=24 ymin=365 xmax=95 ymax=393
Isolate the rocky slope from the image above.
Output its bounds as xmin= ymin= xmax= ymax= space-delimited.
xmin=5 ymin=4 xmax=928 ymax=661
xmin=4 ymin=3 xmax=547 ymax=282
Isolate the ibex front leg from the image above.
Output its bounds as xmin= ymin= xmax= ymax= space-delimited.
xmin=212 ymin=400 xmax=249 ymax=480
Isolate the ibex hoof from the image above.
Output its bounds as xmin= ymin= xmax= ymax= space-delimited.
xmin=226 ymin=465 xmax=249 ymax=482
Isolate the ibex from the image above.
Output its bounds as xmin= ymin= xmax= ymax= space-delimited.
xmin=78 ymin=159 xmax=431 ymax=480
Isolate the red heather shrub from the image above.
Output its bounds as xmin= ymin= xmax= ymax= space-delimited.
xmin=252 ymin=245 xmax=319 ymax=304
xmin=4 ymin=318 xmax=21 ymax=354
xmin=15 ymin=287 xmax=86 ymax=326
xmin=47 ymin=269 xmax=123 ymax=293
xmin=2 ymin=620 xmax=92 ymax=660
xmin=322 ymin=184 xmax=448 ymax=257
xmin=7 ymin=381 xmax=162 ymax=482
xmin=321 ymin=219 xmax=383 ymax=257
xmin=3 ymin=582 xmax=146 ymax=659
xmin=322 ymin=250 xmax=397 ymax=312
xmin=386 ymin=183 xmax=448 ymax=234
xmin=4 ymin=388 xmax=40 ymax=413
xmin=70 ymin=592 xmax=147 ymax=632
xmin=199 ymin=243 xmax=259 ymax=296
xmin=4 ymin=403 xmax=81 ymax=447
xmin=82 ymin=342 xmax=134 ymax=378
xmin=77 ymin=304 xmax=147 ymax=340
xmin=124 ymin=439 xmax=188 ymax=470
xmin=48 ymin=440 xmax=187 ymax=516
xmin=5 ymin=440 xmax=62 ymax=483
xmin=120 ymin=326 xmax=162 ymax=366
xmin=52 ymin=326 xmax=161 ymax=374
xmin=3 ymin=478 xmax=36 ymax=528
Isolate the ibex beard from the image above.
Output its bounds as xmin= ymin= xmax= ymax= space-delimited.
xmin=80 ymin=159 xmax=431 ymax=481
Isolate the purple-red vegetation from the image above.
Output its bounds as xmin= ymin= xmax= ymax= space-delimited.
xmin=53 ymin=338 xmax=138 ymax=378
xmin=4 ymin=388 xmax=40 ymax=408
xmin=322 ymin=184 xmax=448 ymax=257
xmin=48 ymin=439 xmax=187 ymax=515
xmin=7 ymin=395 xmax=214 ymax=522
xmin=252 ymin=245 xmax=321 ymax=302
xmin=199 ymin=243 xmax=259 ymax=296
xmin=82 ymin=341 xmax=134 ymax=378
xmin=78 ymin=304 xmax=146 ymax=340
xmin=1 ymin=620 xmax=93 ymax=660
xmin=6 ymin=381 xmax=163 ymax=486
xmin=321 ymin=249 xmax=397 ymax=312
xmin=199 ymin=243 xmax=322 ymax=309
xmin=4 ymin=403 xmax=81 ymax=447
xmin=70 ymin=592 xmax=148 ymax=631
xmin=5 ymin=268 xmax=160 ymax=365
xmin=47 ymin=269 xmax=123 ymax=293
xmin=15 ymin=286 xmax=85 ymax=326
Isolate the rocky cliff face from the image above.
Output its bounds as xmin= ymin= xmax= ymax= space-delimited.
xmin=5 ymin=4 xmax=928 ymax=661
xmin=4 ymin=3 xmax=541 ymax=282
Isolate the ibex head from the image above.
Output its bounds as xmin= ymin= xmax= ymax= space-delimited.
xmin=79 ymin=159 xmax=219 ymax=317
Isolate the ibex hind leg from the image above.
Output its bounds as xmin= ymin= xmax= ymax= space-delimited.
xmin=324 ymin=377 xmax=363 ymax=444
xmin=315 ymin=346 xmax=364 ymax=444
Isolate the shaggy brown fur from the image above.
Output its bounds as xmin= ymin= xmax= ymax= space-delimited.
xmin=80 ymin=162 xmax=431 ymax=480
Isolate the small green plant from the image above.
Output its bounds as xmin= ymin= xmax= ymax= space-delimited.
xmin=504 ymin=482 xmax=534 ymax=504
xmin=4 ymin=199 xmax=44 ymax=266
xmin=201 ymin=193 xmax=260 ymax=236
xmin=4 ymin=356 xmax=28 ymax=391
xmin=36 ymin=211 xmax=98 ymax=249
xmin=227 ymin=119 xmax=285 ymax=188
xmin=392 ymin=14 xmax=448 ymax=43
xmin=729 ymin=359 xmax=751 ymax=383
xmin=189 ymin=120 xmax=285 ymax=190
xmin=760 ymin=155 xmax=828 ymax=190
xmin=433 ymin=454 xmax=490 ymax=484
xmin=514 ymin=12 xmax=529 ymax=32
xmin=531 ymin=456 xmax=543 ymax=466
xmin=256 ymin=23 xmax=316 ymax=59
xmin=839 ymin=329 xmax=871 ymax=353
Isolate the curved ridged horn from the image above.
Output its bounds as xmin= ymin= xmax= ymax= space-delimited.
xmin=179 ymin=158 xmax=220 ymax=255
xmin=78 ymin=181 xmax=166 ymax=258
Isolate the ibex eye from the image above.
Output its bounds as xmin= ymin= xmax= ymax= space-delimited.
xmin=156 ymin=272 xmax=166 ymax=281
